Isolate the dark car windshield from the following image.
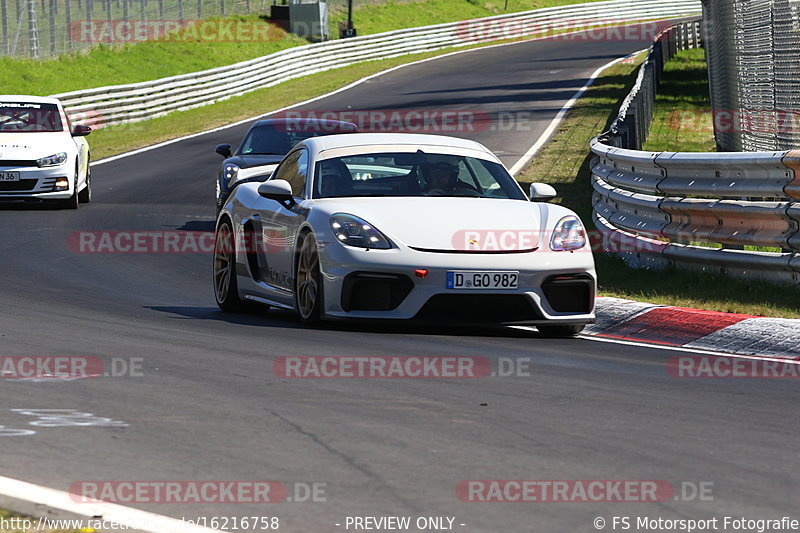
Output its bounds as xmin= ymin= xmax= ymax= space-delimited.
xmin=313 ymin=152 xmax=527 ymax=200
xmin=238 ymin=124 xmax=353 ymax=156
xmin=0 ymin=102 xmax=64 ymax=133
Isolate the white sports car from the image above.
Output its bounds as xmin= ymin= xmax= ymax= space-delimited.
xmin=0 ymin=95 xmax=91 ymax=209
xmin=213 ymin=133 xmax=596 ymax=336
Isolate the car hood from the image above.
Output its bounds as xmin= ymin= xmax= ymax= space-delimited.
xmin=0 ymin=132 xmax=72 ymax=160
xmin=315 ymin=197 xmax=548 ymax=252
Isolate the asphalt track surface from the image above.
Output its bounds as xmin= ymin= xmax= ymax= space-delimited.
xmin=1 ymin=24 xmax=798 ymax=531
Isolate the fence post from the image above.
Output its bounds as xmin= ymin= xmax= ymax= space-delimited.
xmin=48 ymin=0 xmax=53 ymax=54
xmin=65 ymin=0 xmax=72 ymax=50
xmin=27 ymin=0 xmax=39 ymax=57
xmin=1 ymin=0 xmax=8 ymax=55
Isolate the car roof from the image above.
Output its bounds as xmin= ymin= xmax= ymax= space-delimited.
xmin=300 ymin=133 xmax=495 ymax=156
xmin=0 ymin=95 xmax=62 ymax=105
xmin=249 ymin=118 xmax=358 ymax=131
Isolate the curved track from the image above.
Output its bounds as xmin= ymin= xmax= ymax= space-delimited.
xmin=1 ymin=25 xmax=797 ymax=530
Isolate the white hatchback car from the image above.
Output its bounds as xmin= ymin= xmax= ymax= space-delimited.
xmin=214 ymin=133 xmax=596 ymax=336
xmin=0 ymin=95 xmax=91 ymax=208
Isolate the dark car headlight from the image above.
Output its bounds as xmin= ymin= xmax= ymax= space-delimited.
xmin=221 ymin=163 xmax=240 ymax=189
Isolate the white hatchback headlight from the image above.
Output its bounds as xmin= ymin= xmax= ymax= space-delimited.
xmin=37 ymin=152 xmax=68 ymax=167
xmin=550 ymin=215 xmax=587 ymax=251
xmin=330 ymin=213 xmax=391 ymax=249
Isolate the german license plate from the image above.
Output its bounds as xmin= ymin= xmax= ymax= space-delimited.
xmin=0 ymin=172 xmax=20 ymax=181
xmin=446 ymin=271 xmax=519 ymax=290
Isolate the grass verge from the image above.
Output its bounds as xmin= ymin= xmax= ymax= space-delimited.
xmin=1 ymin=0 xmax=606 ymax=95
xmin=516 ymin=50 xmax=800 ymax=318
xmin=642 ymin=47 xmax=715 ymax=152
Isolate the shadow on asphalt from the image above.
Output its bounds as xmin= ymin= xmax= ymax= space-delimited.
xmin=146 ymin=305 xmax=543 ymax=338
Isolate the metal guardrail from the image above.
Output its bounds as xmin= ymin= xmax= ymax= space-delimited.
xmin=590 ymin=19 xmax=800 ymax=285
xmin=52 ymin=0 xmax=703 ymax=128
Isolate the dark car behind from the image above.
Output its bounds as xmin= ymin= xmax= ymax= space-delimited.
xmin=215 ymin=118 xmax=358 ymax=210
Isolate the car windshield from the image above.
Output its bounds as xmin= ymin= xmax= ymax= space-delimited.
xmin=238 ymin=124 xmax=352 ymax=156
xmin=0 ymin=102 xmax=64 ymax=133
xmin=313 ymin=152 xmax=527 ymax=200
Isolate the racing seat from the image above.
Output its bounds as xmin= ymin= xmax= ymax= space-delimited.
xmin=318 ymin=160 xmax=354 ymax=198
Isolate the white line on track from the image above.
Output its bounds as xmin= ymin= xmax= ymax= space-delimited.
xmin=507 ymin=51 xmax=643 ymax=175
xmin=0 ymin=475 xmax=220 ymax=533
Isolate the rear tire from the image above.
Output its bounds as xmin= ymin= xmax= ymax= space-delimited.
xmin=537 ymin=324 xmax=585 ymax=338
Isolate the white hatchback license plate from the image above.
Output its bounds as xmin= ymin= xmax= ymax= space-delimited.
xmin=446 ymin=271 xmax=519 ymax=290
xmin=0 ymin=172 xmax=20 ymax=181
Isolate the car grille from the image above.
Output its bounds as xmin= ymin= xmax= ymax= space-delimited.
xmin=541 ymin=274 xmax=594 ymax=313
xmin=0 ymin=160 xmax=38 ymax=167
xmin=415 ymin=294 xmax=543 ymax=324
xmin=0 ymin=179 xmax=39 ymax=192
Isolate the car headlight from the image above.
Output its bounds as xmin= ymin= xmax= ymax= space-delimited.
xmin=222 ymin=164 xmax=240 ymax=187
xmin=37 ymin=152 xmax=68 ymax=167
xmin=550 ymin=215 xmax=587 ymax=251
xmin=330 ymin=213 xmax=391 ymax=249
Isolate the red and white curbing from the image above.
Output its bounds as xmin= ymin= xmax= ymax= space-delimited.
xmin=585 ymin=297 xmax=800 ymax=358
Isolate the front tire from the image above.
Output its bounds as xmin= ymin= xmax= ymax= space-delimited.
xmin=295 ymin=234 xmax=323 ymax=324
xmin=537 ymin=324 xmax=585 ymax=338
xmin=214 ymin=220 xmax=249 ymax=312
xmin=78 ymin=164 xmax=91 ymax=204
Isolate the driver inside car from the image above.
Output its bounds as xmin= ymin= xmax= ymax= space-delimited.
xmin=421 ymin=156 xmax=480 ymax=196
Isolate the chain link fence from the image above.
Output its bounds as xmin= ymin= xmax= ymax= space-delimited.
xmin=702 ymin=0 xmax=800 ymax=152
xmin=0 ymin=0 xmax=268 ymax=58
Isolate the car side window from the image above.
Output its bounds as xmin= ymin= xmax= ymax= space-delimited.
xmin=273 ymin=150 xmax=309 ymax=198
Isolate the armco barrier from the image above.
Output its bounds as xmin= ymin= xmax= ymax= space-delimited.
xmin=590 ymin=19 xmax=800 ymax=285
xmin=52 ymin=0 xmax=702 ymax=128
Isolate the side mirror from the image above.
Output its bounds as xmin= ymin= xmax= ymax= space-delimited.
xmin=72 ymin=125 xmax=92 ymax=136
xmin=529 ymin=183 xmax=557 ymax=201
xmin=257 ymin=179 xmax=294 ymax=204
xmin=215 ymin=144 xmax=232 ymax=158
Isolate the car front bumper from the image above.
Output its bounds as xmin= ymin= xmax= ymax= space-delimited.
xmin=317 ymin=240 xmax=596 ymax=325
xmin=0 ymin=165 xmax=73 ymax=200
